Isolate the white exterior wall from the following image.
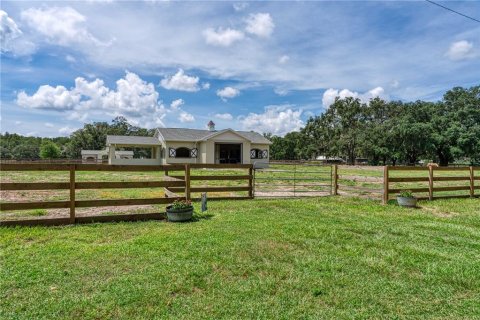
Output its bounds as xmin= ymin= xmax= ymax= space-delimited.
xmin=165 ymin=141 xmax=201 ymax=164
xmin=250 ymin=143 xmax=270 ymax=165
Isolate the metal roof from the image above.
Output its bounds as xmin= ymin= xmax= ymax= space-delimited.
xmin=156 ymin=128 xmax=272 ymax=144
xmin=106 ymin=135 xmax=161 ymax=146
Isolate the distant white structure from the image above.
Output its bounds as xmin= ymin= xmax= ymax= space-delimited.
xmin=81 ymin=148 xmax=133 ymax=163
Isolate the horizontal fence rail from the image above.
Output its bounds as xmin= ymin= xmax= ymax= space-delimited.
xmin=1 ymin=163 xmax=255 ymax=226
xmin=164 ymin=164 xmax=253 ymax=201
xmin=383 ymin=166 xmax=479 ymax=204
xmin=0 ymin=163 xmax=187 ymax=226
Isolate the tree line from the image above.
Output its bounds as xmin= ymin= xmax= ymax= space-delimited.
xmin=267 ymin=86 xmax=480 ymax=166
xmin=0 ymin=117 xmax=154 ymax=160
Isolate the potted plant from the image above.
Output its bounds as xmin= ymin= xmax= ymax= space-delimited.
xmin=397 ymin=190 xmax=417 ymax=208
xmin=166 ymin=199 xmax=193 ymax=222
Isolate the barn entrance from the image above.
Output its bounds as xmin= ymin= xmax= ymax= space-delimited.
xmin=215 ymin=143 xmax=242 ymax=164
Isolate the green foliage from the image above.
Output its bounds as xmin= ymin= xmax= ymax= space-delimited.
xmin=398 ymin=190 xmax=414 ymax=198
xmin=171 ymin=199 xmax=193 ymax=210
xmin=11 ymin=144 xmax=40 ymax=160
xmin=267 ymin=85 xmax=479 ymax=166
xmin=39 ymin=141 xmax=61 ymax=159
xmin=65 ymin=116 xmax=155 ymax=158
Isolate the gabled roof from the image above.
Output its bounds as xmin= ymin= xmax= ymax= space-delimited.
xmin=156 ymin=128 xmax=272 ymax=144
xmin=106 ymin=135 xmax=161 ymax=146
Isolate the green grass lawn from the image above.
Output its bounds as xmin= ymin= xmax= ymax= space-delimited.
xmin=1 ymin=196 xmax=479 ymax=319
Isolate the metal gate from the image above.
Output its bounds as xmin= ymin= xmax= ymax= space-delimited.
xmin=253 ymin=161 xmax=332 ymax=198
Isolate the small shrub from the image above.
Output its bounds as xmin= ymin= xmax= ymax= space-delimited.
xmin=398 ymin=190 xmax=414 ymax=198
xmin=171 ymin=200 xmax=193 ymax=210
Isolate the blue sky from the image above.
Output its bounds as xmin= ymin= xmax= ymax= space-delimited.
xmin=1 ymin=1 xmax=479 ymax=137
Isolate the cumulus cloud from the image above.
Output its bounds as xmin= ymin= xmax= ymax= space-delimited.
xmin=17 ymin=85 xmax=81 ymax=111
xmin=203 ymin=27 xmax=244 ymax=47
xmin=160 ymin=69 xmax=201 ymax=92
xmin=446 ymin=40 xmax=475 ymax=61
xmin=178 ymin=111 xmax=195 ymax=123
xmin=245 ymin=13 xmax=274 ymax=38
xmin=17 ymin=71 xmax=167 ymax=128
xmin=21 ymin=6 xmax=106 ymax=47
xmin=240 ymin=105 xmax=303 ymax=136
xmin=214 ymin=113 xmax=233 ymax=120
xmin=0 ymin=10 xmax=35 ymax=55
xmin=170 ymin=98 xmax=184 ymax=110
xmin=216 ymin=86 xmax=240 ymax=101
xmin=322 ymin=87 xmax=386 ymax=107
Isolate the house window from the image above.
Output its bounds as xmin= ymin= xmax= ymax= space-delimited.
xmin=175 ymin=147 xmax=191 ymax=158
xmin=250 ymin=149 xmax=262 ymax=159
xmin=261 ymin=150 xmax=268 ymax=159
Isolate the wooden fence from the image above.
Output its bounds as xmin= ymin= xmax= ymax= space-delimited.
xmin=165 ymin=164 xmax=253 ymax=201
xmin=0 ymin=163 xmax=254 ymax=226
xmin=383 ymin=166 xmax=479 ymax=204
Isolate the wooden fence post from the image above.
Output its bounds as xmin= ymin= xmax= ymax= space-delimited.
xmin=332 ymin=165 xmax=338 ymax=196
xmin=69 ymin=164 xmax=76 ymax=224
xmin=382 ymin=166 xmax=389 ymax=205
xmin=248 ymin=166 xmax=253 ymax=198
xmin=428 ymin=166 xmax=434 ymax=201
xmin=470 ymin=166 xmax=475 ymax=198
xmin=164 ymin=168 xmax=169 ymax=198
xmin=184 ymin=164 xmax=191 ymax=200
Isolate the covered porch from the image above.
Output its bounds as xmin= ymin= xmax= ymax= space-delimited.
xmin=106 ymin=135 xmax=162 ymax=165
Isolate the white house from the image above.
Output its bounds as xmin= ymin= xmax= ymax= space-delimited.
xmin=102 ymin=121 xmax=271 ymax=165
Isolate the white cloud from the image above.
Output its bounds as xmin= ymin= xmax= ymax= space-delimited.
xmin=45 ymin=122 xmax=55 ymax=128
xmin=233 ymin=3 xmax=249 ymax=11
xmin=17 ymin=71 xmax=167 ymax=128
xmin=17 ymin=85 xmax=81 ymax=110
xmin=160 ymin=69 xmax=200 ymax=92
xmin=203 ymin=27 xmax=244 ymax=47
xmin=446 ymin=40 xmax=475 ymax=61
xmin=58 ymin=126 xmax=75 ymax=136
xmin=170 ymin=98 xmax=184 ymax=110
xmin=178 ymin=111 xmax=195 ymax=123
xmin=202 ymin=82 xmax=211 ymax=90
xmin=214 ymin=113 xmax=233 ymax=120
xmin=278 ymin=55 xmax=290 ymax=64
xmin=216 ymin=86 xmax=240 ymax=101
xmin=240 ymin=105 xmax=303 ymax=136
xmin=21 ymin=6 xmax=106 ymax=47
xmin=0 ymin=10 xmax=35 ymax=55
xmin=245 ymin=13 xmax=274 ymax=38
xmin=322 ymin=87 xmax=386 ymax=107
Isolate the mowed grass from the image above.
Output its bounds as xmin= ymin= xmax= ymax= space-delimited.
xmin=1 ymin=196 xmax=479 ymax=319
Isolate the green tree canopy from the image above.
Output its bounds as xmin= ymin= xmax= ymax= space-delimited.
xmin=40 ymin=141 xmax=61 ymax=159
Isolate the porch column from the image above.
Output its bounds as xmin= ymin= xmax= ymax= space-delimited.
xmin=108 ymin=145 xmax=116 ymax=164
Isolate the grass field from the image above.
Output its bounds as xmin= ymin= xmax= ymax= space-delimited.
xmin=1 ymin=196 xmax=479 ymax=319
